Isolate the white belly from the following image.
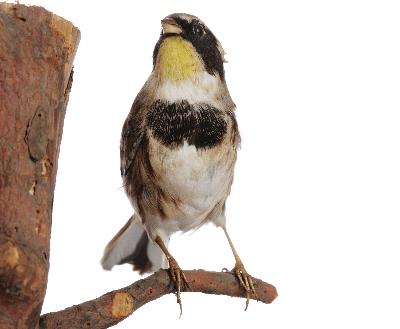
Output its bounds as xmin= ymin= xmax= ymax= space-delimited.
xmin=149 ymin=140 xmax=232 ymax=234
xmin=163 ymin=142 xmax=228 ymax=210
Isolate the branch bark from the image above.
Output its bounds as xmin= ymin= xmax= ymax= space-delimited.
xmin=0 ymin=3 xmax=79 ymax=328
xmin=39 ymin=270 xmax=278 ymax=329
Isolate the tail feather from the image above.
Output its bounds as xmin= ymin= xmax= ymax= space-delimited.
xmin=101 ymin=215 xmax=168 ymax=273
xmin=119 ymin=229 xmax=152 ymax=274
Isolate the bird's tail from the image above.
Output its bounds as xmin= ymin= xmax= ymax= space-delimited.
xmin=101 ymin=215 xmax=168 ymax=274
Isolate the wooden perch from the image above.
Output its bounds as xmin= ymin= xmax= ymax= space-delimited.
xmin=0 ymin=3 xmax=79 ymax=328
xmin=39 ymin=270 xmax=278 ymax=329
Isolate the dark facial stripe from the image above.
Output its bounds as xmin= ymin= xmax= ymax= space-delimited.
xmin=147 ymin=100 xmax=227 ymax=149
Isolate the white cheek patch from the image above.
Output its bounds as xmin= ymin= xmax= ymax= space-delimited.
xmin=156 ymin=72 xmax=220 ymax=105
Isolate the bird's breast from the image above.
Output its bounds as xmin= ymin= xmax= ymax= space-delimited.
xmin=145 ymin=98 xmax=237 ymax=226
xmin=146 ymin=99 xmax=228 ymax=150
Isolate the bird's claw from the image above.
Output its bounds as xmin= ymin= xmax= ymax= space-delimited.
xmin=167 ymin=257 xmax=190 ymax=317
xmin=232 ymin=262 xmax=257 ymax=310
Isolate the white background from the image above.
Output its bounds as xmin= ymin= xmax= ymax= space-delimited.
xmin=20 ymin=0 xmax=400 ymax=328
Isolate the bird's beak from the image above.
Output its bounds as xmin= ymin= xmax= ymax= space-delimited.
xmin=161 ymin=18 xmax=182 ymax=35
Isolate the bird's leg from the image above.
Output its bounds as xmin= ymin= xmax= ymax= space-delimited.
xmin=222 ymin=226 xmax=257 ymax=310
xmin=155 ymin=236 xmax=189 ymax=316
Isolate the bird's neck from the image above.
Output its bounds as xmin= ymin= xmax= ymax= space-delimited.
xmin=155 ymin=37 xmax=203 ymax=81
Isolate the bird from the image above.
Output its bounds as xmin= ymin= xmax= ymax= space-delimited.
xmin=101 ymin=13 xmax=256 ymax=312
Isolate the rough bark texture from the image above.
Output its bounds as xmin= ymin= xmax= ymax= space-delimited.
xmin=39 ymin=270 xmax=278 ymax=329
xmin=0 ymin=3 xmax=80 ymax=328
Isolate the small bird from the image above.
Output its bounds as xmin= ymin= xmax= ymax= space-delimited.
xmin=101 ymin=13 xmax=256 ymax=312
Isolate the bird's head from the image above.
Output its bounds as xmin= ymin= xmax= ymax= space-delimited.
xmin=153 ymin=13 xmax=226 ymax=81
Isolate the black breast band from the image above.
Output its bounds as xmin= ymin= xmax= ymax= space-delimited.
xmin=147 ymin=100 xmax=227 ymax=149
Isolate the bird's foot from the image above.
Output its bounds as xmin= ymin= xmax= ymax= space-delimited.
xmin=226 ymin=261 xmax=257 ymax=310
xmin=167 ymin=257 xmax=190 ymax=317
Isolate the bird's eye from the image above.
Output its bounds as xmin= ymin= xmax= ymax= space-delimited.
xmin=192 ymin=24 xmax=204 ymax=37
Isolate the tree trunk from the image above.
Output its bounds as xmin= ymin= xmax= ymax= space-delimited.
xmin=0 ymin=4 xmax=80 ymax=328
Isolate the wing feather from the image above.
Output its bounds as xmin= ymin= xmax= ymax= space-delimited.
xmin=120 ymin=109 xmax=144 ymax=177
xmin=120 ymin=84 xmax=152 ymax=178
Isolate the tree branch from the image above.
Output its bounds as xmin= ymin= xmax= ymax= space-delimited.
xmin=39 ymin=270 xmax=278 ymax=329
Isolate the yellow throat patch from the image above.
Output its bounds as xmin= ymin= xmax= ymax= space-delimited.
xmin=156 ymin=37 xmax=203 ymax=81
